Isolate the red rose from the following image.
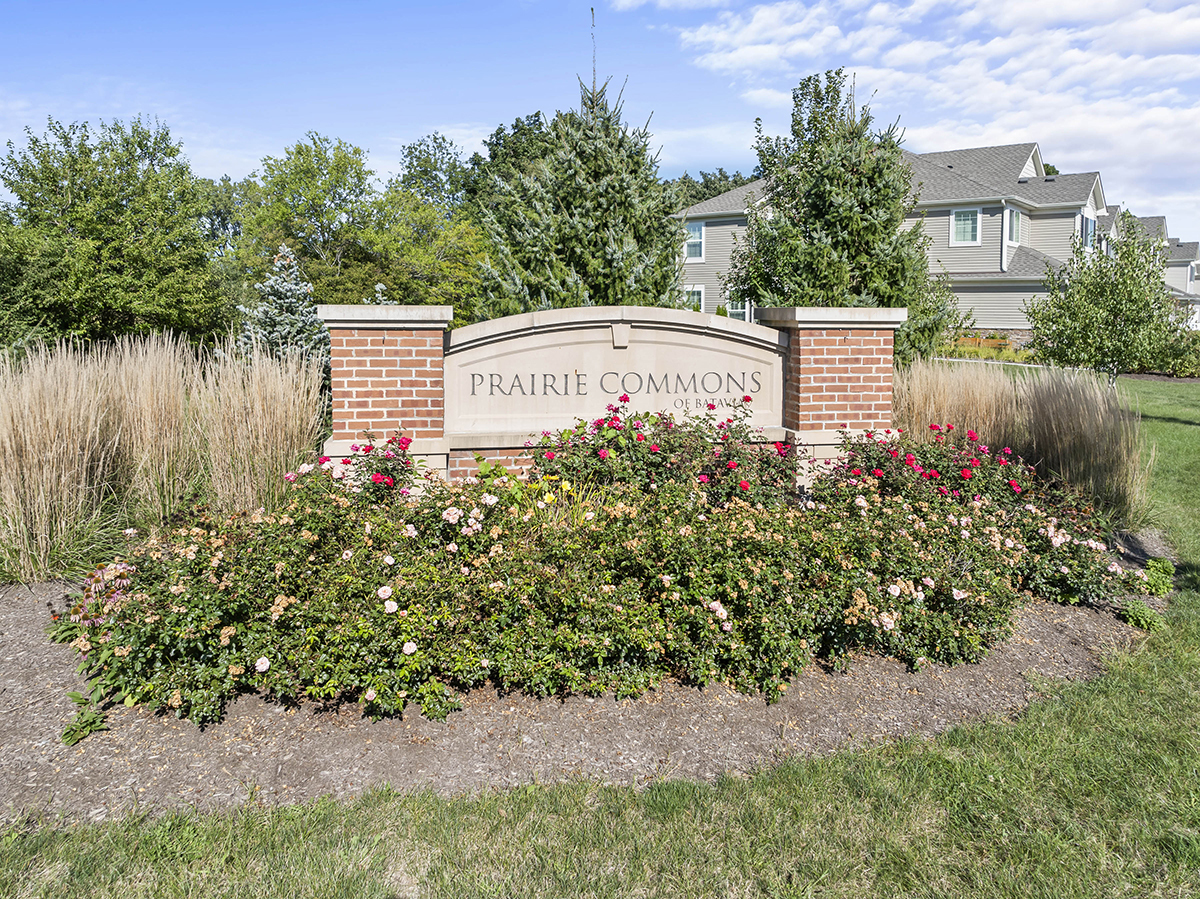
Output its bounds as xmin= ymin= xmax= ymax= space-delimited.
xmin=739 ymin=480 xmax=750 ymax=491
xmin=727 ymin=460 xmax=738 ymax=470
xmin=960 ymin=469 xmax=972 ymax=479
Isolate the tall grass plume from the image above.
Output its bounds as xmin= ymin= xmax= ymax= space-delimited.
xmin=0 ymin=343 xmax=123 ymax=581
xmin=894 ymin=359 xmax=1151 ymax=526
xmin=194 ymin=340 xmax=325 ymax=514
xmin=0 ymin=336 xmax=325 ymax=582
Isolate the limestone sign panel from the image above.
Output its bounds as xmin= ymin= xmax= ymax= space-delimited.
xmin=443 ymin=307 xmax=787 ymax=439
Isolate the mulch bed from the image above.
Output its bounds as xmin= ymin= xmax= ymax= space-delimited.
xmin=1 ymin=537 xmax=1171 ymax=824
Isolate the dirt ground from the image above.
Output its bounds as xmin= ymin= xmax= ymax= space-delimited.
xmin=0 ymin=533 xmax=1173 ymax=825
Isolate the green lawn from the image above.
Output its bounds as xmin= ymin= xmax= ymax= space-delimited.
xmin=4 ymin=378 xmax=1199 ymax=899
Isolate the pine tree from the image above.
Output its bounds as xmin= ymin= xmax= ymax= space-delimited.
xmin=722 ymin=69 xmax=959 ymax=363
xmin=477 ymin=81 xmax=685 ymax=318
xmin=238 ymin=245 xmax=330 ymax=362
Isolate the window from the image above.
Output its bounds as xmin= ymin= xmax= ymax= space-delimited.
xmin=684 ymin=286 xmax=704 ymax=310
xmin=1082 ymin=216 xmax=1096 ymax=249
xmin=1007 ymin=209 xmax=1022 ymax=245
xmin=725 ymin=299 xmax=753 ymax=322
xmin=685 ymin=221 xmax=704 ymax=260
xmin=950 ymin=208 xmax=981 ymax=246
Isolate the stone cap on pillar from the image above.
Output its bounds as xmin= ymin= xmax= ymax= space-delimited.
xmin=317 ymin=305 xmax=455 ymax=330
xmin=754 ymin=306 xmax=908 ymax=330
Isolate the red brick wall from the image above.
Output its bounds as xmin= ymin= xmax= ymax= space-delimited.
xmin=328 ymin=329 xmax=445 ymax=443
xmin=783 ymin=329 xmax=894 ymax=431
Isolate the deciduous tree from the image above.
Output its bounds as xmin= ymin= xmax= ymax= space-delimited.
xmin=1026 ymin=210 xmax=1187 ymax=385
xmin=0 ymin=117 xmax=227 ymax=342
xmin=237 ymin=133 xmax=486 ymax=318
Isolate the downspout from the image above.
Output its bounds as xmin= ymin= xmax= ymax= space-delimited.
xmin=1000 ymin=200 xmax=1008 ymax=273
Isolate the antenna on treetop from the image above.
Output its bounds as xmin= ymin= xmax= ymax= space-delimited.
xmin=591 ymin=7 xmax=597 ymax=94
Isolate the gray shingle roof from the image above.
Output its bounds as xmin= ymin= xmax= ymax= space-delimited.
xmin=1008 ymin=172 xmax=1101 ymax=206
xmin=1168 ymin=240 xmax=1199 ymax=262
xmin=905 ymin=151 xmax=1006 ymax=204
xmin=1135 ymin=216 xmax=1168 ymax=241
xmin=914 ymin=143 xmax=1039 ymax=190
xmin=679 ymin=179 xmax=765 ymax=217
xmin=682 ymin=142 xmax=1099 ymax=218
xmin=909 ymin=143 xmax=1097 ymax=208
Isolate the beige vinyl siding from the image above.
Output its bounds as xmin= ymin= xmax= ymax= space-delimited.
xmin=680 ymin=216 xmax=747 ymax=312
xmin=1030 ymin=211 xmax=1078 ymax=262
xmin=923 ymin=206 xmax=1005 ymax=273
xmin=953 ymin=283 xmax=1046 ymax=330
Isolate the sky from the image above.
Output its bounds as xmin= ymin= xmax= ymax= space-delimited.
xmin=1 ymin=0 xmax=1198 ymax=236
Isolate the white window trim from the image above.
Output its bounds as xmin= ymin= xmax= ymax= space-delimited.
xmin=684 ymin=221 xmax=705 ymax=263
xmin=949 ymin=207 xmax=983 ymax=247
xmin=725 ymin=297 xmax=754 ymax=323
xmin=1081 ymin=214 xmax=1097 ymax=250
xmin=683 ymin=284 xmax=705 ymax=311
xmin=1006 ymin=208 xmax=1022 ymax=246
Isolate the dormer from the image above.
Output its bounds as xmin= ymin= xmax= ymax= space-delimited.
xmin=1020 ymin=145 xmax=1046 ymax=179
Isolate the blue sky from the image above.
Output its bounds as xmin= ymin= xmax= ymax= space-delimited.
xmin=2 ymin=0 xmax=1198 ymax=237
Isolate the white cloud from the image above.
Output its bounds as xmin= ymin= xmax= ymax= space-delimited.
xmin=665 ymin=0 xmax=1200 ymax=236
xmin=430 ymin=123 xmax=496 ymax=157
xmin=648 ymin=121 xmax=759 ymax=166
xmin=741 ymin=87 xmax=793 ymax=107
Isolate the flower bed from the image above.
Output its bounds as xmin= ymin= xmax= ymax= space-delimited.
xmin=53 ymin=405 xmax=1151 ymax=725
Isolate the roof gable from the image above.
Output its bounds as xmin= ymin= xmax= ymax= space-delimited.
xmin=679 ymin=178 xmax=765 ymax=218
xmin=916 ymin=143 xmax=1041 ymax=190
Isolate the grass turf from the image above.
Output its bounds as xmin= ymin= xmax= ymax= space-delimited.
xmin=3 ymin=376 xmax=1199 ymax=898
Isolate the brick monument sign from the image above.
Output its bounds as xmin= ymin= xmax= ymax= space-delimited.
xmin=317 ymin=305 xmax=906 ymax=477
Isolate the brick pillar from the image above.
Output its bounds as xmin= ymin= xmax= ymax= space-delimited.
xmin=317 ymin=305 xmax=454 ymax=470
xmin=756 ymin=307 xmax=907 ymax=462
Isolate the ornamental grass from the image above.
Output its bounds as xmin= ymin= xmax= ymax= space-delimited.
xmin=0 ymin=336 xmax=325 ymax=582
xmin=894 ymin=359 xmax=1150 ymax=526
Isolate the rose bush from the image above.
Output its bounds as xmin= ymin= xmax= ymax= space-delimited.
xmin=531 ymin=395 xmax=798 ymax=507
xmin=52 ymin=416 xmax=1149 ymax=727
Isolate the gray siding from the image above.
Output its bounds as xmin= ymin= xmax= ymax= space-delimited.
xmin=1030 ymin=211 xmax=1077 ymax=262
xmin=953 ymin=284 xmax=1046 ymax=330
xmin=922 ymin=206 xmax=1005 ymax=273
xmin=680 ymin=216 xmax=747 ymax=312
xmin=1165 ymin=263 xmax=1190 ymax=293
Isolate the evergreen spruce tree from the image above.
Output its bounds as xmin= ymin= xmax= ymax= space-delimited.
xmin=478 ymin=81 xmax=685 ymax=318
xmin=722 ymin=69 xmax=961 ymax=363
xmin=238 ymin=245 xmax=329 ymax=363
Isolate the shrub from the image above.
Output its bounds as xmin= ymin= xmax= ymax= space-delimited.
xmin=531 ymin=395 xmax=797 ymax=507
xmin=1143 ymin=558 xmax=1176 ymax=597
xmin=52 ymin=416 xmax=1148 ymax=728
xmin=1118 ymin=598 xmax=1166 ymax=633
